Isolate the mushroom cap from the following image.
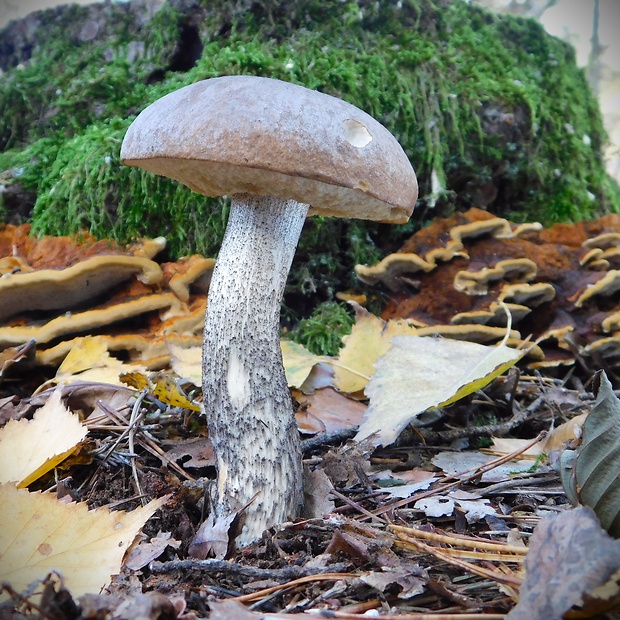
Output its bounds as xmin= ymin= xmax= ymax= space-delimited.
xmin=121 ymin=76 xmax=417 ymax=224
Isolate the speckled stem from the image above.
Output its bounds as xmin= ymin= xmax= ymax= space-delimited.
xmin=202 ymin=194 xmax=308 ymax=547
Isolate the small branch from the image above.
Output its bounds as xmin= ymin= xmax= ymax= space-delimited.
xmin=301 ymin=428 xmax=357 ymax=453
xmin=417 ymin=395 xmax=544 ymax=445
xmin=150 ymin=559 xmax=352 ymax=581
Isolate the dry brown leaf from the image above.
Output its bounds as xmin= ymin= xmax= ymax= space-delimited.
xmin=0 ymin=340 xmax=36 ymax=379
xmin=507 ymin=506 xmax=620 ymax=619
xmin=0 ymin=484 xmax=168 ymax=599
xmin=0 ymin=388 xmax=87 ymax=487
xmin=124 ymin=531 xmax=181 ymax=571
xmin=163 ymin=436 xmax=214 ymax=469
xmin=294 ymin=387 xmax=366 ymax=434
xmin=490 ymin=413 xmax=587 ymax=457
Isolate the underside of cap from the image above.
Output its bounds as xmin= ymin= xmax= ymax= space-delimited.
xmin=121 ymin=75 xmax=417 ymax=223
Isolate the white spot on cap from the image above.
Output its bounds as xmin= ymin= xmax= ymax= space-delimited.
xmin=342 ymin=119 xmax=372 ymax=148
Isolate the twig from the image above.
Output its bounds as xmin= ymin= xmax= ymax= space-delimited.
xmin=389 ymin=525 xmax=528 ymax=555
xmin=329 ymin=487 xmax=387 ymax=524
xmin=394 ymin=535 xmax=522 ymax=587
xmin=232 ymin=572 xmax=356 ymax=604
xmin=417 ymin=395 xmax=544 ymax=445
xmin=301 ymin=428 xmax=357 ymax=453
xmin=150 ymin=559 xmax=352 ymax=581
xmin=368 ymin=432 xmax=546 ymax=519
xmin=127 ymin=390 xmax=148 ymax=502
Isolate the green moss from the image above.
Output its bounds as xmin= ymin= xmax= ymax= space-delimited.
xmin=1 ymin=0 xmax=618 ymax=312
xmin=287 ymin=301 xmax=354 ymax=356
xmin=26 ymin=118 xmax=230 ymax=257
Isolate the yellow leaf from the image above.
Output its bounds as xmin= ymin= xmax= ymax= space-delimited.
xmin=281 ymin=340 xmax=326 ymax=388
xmin=53 ymin=336 xmax=147 ymax=387
xmin=152 ymin=374 xmax=201 ymax=412
xmin=356 ymin=335 xmax=523 ymax=446
xmin=120 ymin=370 xmax=153 ymax=391
xmin=0 ymin=484 xmax=167 ymax=599
xmin=56 ymin=336 xmax=109 ymax=376
xmin=0 ymin=388 xmax=87 ymax=487
xmin=120 ymin=371 xmax=200 ymax=411
xmin=333 ymin=305 xmax=416 ymax=393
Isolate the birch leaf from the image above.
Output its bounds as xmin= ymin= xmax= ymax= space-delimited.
xmin=333 ymin=305 xmax=416 ymax=394
xmin=0 ymin=388 xmax=87 ymax=487
xmin=281 ymin=340 xmax=326 ymax=389
xmin=356 ymin=335 xmax=523 ymax=446
xmin=0 ymin=484 xmax=167 ymax=599
xmin=560 ymin=371 xmax=620 ymax=536
xmin=54 ymin=336 xmax=146 ymax=387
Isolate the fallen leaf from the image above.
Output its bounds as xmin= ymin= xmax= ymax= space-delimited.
xmin=333 ymin=304 xmax=416 ymax=394
xmin=0 ymin=484 xmax=168 ymax=599
xmin=414 ymin=491 xmax=495 ymax=523
xmin=164 ymin=436 xmax=214 ymax=469
xmin=376 ymin=469 xmax=437 ymax=499
xmin=431 ymin=451 xmax=533 ymax=483
xmin=189 ymin=513 xmax=236 ymax=560
xmin=0 ymin=340 xmax=36 ymax=379
xmin=448 ymin=490 xmax=496 ymax=523
xmin=542 ymin=413 xmax=587 ymax=452
xmin=281 ymin=340 xmax=326 ymax=389
xmin=0 ymin=388 xmax=87 ymax=487
xmin=152 ymin=374 xmax=200 ymax=411
xmin=56 ymin=336 xmax=109 ymax=376
xmin=302 ymin=467 xmax=335 ymax=518
xmin=120 ymin=371 xmax=200 ymax=411
xmin=208 ymin=599 xmax=261 ymax=620
xmin=489 ymin=437 xmax=544 ymax=458
xmin=491 ymin=413 xmax=588 ymax=458
xmin=414 ymin=496 xmax=455 ymax=518
xmin=359 ymin=567 xmax=426 ymax=599
xmin=168 ymin=339 xmax=328 ymax=391
xmin=124 ymin=531 xmax=181 ymax=571
xmin=120 ymin=370 xmax=153 ymax=391
xmin=560 ymin=371 xmax=620 ymax=536
xmin=294 ymin=387 xmax=366 ymax=434
xmin=507 ymin=506 xmax=620 ymax=619
xmin=52 ymin=336 xmax=147 ymax=387
xmin=356 ymin=335 xmax=522 ymax=446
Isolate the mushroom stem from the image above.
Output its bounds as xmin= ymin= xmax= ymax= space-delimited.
xmin=202 ymin=193 xmax=308 ymax=546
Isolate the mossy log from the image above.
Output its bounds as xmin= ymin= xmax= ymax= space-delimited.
xmin=0 ymin=0 xmax=618 ymax=315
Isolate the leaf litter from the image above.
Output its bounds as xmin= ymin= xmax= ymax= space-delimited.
xmin=0 ymin=221 xmax=618 ymax=618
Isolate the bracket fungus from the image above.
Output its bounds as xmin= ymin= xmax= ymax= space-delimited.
xmin=121 ymin=75 xmax=418 ymax=547
xmin=0 ymin=255 xmax=163 ymax=323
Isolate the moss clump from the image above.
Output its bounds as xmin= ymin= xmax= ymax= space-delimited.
xmin=0 ymin=0 xmax=618 ymax=312
xmin=287 ymin=301 xmax=354 ymax=356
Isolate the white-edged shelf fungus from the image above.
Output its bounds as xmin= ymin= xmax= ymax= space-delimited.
xmin=354 ymin=207 xmax=620 ymax=375
xmin=0 ymin=224 xmax=212 ymax=371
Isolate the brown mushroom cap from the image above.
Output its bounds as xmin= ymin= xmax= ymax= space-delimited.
xmin=121 ymin=76 xmax=418 ymax=224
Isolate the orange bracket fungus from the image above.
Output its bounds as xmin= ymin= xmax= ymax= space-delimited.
xmin=121 ymin=75 xmax=418 ymax=548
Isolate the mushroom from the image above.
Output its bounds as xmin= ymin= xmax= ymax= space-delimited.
xmin=0 ymin=255 xmax=163 ymax=322
xmin=120 ymin=75 xmax=418 ymax=547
